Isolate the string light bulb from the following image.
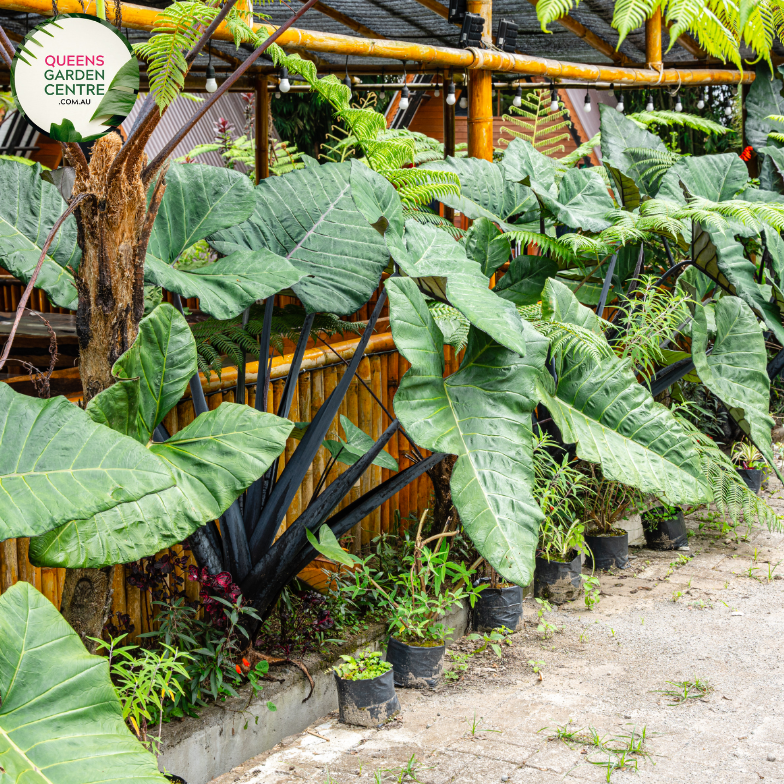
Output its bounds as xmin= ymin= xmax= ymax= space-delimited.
xmin=446 ymin=81 xmax=456 ymax=105
xmin=205 ymin=64 xmax=217 ymax=93
xmin=645 ymin=92 xmax=654 ymax=112
xmin=725 ymin=95 xmax=733 ymax=117
xmin=513 ymin=84 xmax=522 ymax=108
xmin=675 ymin=96 xmax=683 ymax=112
xmin=550 ymin=87 xmax=559 ymax=112
xmin=434 ymin=79 xmax=440 ymax=97
xmin=343 ymin=74 xmax=352 ymax=93
xmin=278 ymin=66 xmax=290 ymax=93
xmin=614 ymin=85 xmax=624 ymax=113
xmin=459 ymin=93 xmax=468 ymax=109
xmin=583 ymin=89 xmax=591 ymax=113
xmin=399 ymin=84 xmax=411 ymax=111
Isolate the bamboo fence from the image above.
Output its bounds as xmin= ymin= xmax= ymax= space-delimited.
xmin=0 ymin=325 xmax=462 ymax=640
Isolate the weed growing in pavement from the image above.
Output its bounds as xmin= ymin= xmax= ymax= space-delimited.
xmin=583 ymin=575 xmax=601 ymax=610
xmin=444 ymin=650 xmax=472 ymax=681
xmin=465 ymin=712 xmax=501 ymax=737
xmin=768 ymin=561 xmax=782 ymax=581
xmin=653 ymin=677 xmax=713 ymax=705
xmin=444 ymin=626 xmax=515 ymax=681
xmin=535 ymin=598 xmax=558 ymax=639
xmin=528 ymin=659 xmax=546 ymax=679
xmin=379 ymin=753 xmax=434 ymax=783
xmin=746 ymin=565 xmax=761 ymax=580
xmin=672 ymin=591 xmax=683 ymax=602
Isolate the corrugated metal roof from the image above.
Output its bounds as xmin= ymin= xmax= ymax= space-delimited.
xmin=121 ymin=91 xmax=255 ymax=167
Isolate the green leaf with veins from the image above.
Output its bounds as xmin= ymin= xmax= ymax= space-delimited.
xmin=323 ymin=415 xmax=399 ymax=471
xmin=387 ymin=276 xmax=547 ymax=586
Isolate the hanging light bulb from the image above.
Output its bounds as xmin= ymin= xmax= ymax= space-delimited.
xmin=279 ymin=66 xmax=291 ymax=93
xmin=550 ymin=87 xmax=559 ymax=113
xmin=645 ymin=91 xmax=654 ymax=112
xmin=697 ymin=89 xmax=706 ymax=110
xmin=583 ymin=89 xmax=591 ymax=113
xmin=205 ymin=63 xmax=218 ymax=94
xmin=616 ymin=94 xmax=625 ymax=113
xmin=399 ymin=85 xmax=410 ymax=112
xmin=274 ymin=89 xmax=281 ymax=99
xmin=513 ymin=84 xmax=522 ymax=108
xmin=675 ymin=96 xmax=683 ymax=112
xmin=725 ymin=97 xmax=733 ymax=117
xmin=343 ymin=74 xmax=353 ymax=93
xmin=446 ymin=82 xmax=456 ymax=105
xmin=459 ymin=93 xmax=468 ymax=109
xmin=434 ymin=80 xmax=441 ymax=97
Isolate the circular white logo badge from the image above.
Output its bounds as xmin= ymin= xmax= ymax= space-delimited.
xmin=11 ymin=14 xmax=139 ymax=143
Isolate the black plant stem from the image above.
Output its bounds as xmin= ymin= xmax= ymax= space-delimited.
xmin=653 ymin=260 xmax=691 ymax=288
xmin=595 ymin=253 xmax=617 ymax=319
xmin=277 ymin=312 xmax=316 ymax=418
xmin=142 ymin=0 xmax=319 ymax=184
xmin=316 ymin=334 xmax=424 ymax=461
xmin=662 ymin=235 xmax=676 ymax=268
xmin=236 ymin=307 xmax=250 ymax=405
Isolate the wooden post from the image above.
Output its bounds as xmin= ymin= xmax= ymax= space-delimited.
xmin=467 ymin=0 xmax=494 ymax=161
xmin=442 ymin=69 xmax=455 ymax=223
xmin=645 ymin=8 xmax=663 ymax=69
xmin=255 ymin=74 xmax=269 ymax=184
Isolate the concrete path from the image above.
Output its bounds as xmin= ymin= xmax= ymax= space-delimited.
xmin=210 ymin=481 xmax=784 ymax=784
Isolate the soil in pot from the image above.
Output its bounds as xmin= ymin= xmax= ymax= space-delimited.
xmin=472 ymin=584 xmax=523 ymax=631
xmin=165 ymin=777 xmax=187 ymax=784
xmin=334 ymin=669 xmax=400 ymax=727
xmin=534 ymin=552 xmax=582 ymax=604
xmin=643 ymin=508 xmax=688 ymax=550
xmin=386 ymin=636 xmax=445 ymax=688
xmin=737 ymin=468 xmax=764 ymax=495
xmin=585 ymin=530 xmax=629 ymax=570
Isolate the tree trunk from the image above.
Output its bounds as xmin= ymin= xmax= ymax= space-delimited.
xmin=60 ymin=134 xmax=154 ymax=641
xmin=426 ymin=454 xmax=458 ymax=533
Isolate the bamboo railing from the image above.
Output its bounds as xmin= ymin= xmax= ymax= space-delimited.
xmin=0 ymin=327 xmax=462 ymax=640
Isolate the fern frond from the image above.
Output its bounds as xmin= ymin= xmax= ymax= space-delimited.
xmin=428 ymin=302 xmax=469 ymax=351
xmin=624 ymin=146 xmax=682 ymax=187
xmin=629 ymin=110 xmax=729 ymax=136
xmin=502 ymin=230 xmax=577 ymax=263
xmin=560 ymin=133 xmax=600 ymax=167
xmin=133 ymin=1 xmax=219 ymax=110
xmin=403 ymin=206 xmax=466 ymax=239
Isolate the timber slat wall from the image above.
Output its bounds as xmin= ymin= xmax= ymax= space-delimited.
xmin=0 ymin=327 xmax=461 ymax=640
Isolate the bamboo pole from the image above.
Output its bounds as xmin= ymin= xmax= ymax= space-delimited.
xmin=467 ymin=0 xmax=494 ymax=162
xmin=294 ymin=0 xmax=386 ymax=39
xmin=0 ymin=0 xmax=753 ymax=86
xmin=370 ymin=355 xmax=383 ymax=540
xmin=380 ymin=352 xmax=390 ymax=534
xmin=646 ymin=8 xmax=663 ymax=69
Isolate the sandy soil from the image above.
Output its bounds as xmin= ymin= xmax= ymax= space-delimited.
xmin=210 ymin=479 xmax=784 ymax=784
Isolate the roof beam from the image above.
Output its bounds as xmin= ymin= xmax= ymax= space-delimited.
xmin=0 ymin=0 xmax=752 ymax=86
xmin=294 ymin=0 xmax=386 ymax=39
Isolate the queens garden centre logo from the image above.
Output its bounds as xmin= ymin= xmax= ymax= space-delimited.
xmin=11 ymin=14 xmax=139 ymax=143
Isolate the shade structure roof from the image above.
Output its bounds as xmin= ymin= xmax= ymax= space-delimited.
xmin=0 ymin=0 xmax=749 ymax=76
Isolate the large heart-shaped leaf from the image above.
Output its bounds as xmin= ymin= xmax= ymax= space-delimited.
xmin=144 ymin=250 xmax=305 ymax=321
xmin=535 ymin=284 xmax=709 ymax=506
xmin=692 ymin=222 xmax=784 ymax=344
xmin=500 ymin=137 xmax=559 ymax=195
xmin=422 ymin=156 xmax=538 ymax=231
xmin=387 ymin=276 xmax=548 ymax=586
xmin=0 ymin=384 xmax=174 ymax=540
xmin=110 ymin=303 xmax=197 ymax=443
xmin=0 ymin=581 xmax=167 ymax=784
xmin=494 ymin=255 xmax=558 ymax=306
xmin=30 ymin=403 xmax=292 ymax=568
xmin=85 ymin=377 xmax=141 ymax=439
xmin=536 ymin=168 xmax=614 ymax=233
xmin=209 ymin=161 xmax=389 ymax=314
xmin=464 ymin=217 xmax=509 ymax=276
xmin=600 ymin=103 xmax=668 ymax=204
xmin=692 ymin=297 xmax=782 ymax=481
xmin=0 ymin=160 xmax=80 ymax=308
xmin=147 ymin=163 xmax=255 ymax=265
xmin=393 ymin=220 xmax=529 ymax=356
xmin=759 ymin=145 xmax=784 ymax=193
xmin=658 ymin=153 xmax=749 ymax=205
xmin=745 ymin=61 xmax=784 ymax=151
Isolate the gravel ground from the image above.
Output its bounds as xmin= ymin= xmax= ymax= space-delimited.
xmin=210 ymin=478 xmax=784 ymax=784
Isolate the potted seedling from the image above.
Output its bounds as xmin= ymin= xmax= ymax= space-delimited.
xmin=333 ymin=651 xmax=400 ymax=727
xmin=642 ymin=503 xmax=688 ymax=550
xmin=578 ymin=466 xmax=643 ymax=570
xmin=532 ymin=437 xmax=589 ymax=603
xmin=731 ymin=442 xmax=766 ymax=494
xmin=308 ymin=513 xmax=482 ymax=688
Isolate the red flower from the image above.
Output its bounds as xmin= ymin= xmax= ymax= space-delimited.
xmin=740 ymin=146 xmax=754 ymax=162
xmin=235 ymin=664 xmax=242 ymax=675
xmin=242 ymin=658 xmax=250 ymax=668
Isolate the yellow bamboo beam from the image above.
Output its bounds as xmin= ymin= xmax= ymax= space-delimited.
xmin=0 ymin=0 xmax=753 ymax=86
xmin=646 ymin=8 xmax=663 ymax=69
xmin=294 ymin=0 xmax=386 ymax=39
xmin=467 ymin=0 xmax=493 ymax=161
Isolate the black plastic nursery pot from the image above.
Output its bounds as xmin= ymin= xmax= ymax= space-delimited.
xmin=737 ymin=468 xmax=764 ymax=495
xmin=473 ymin=585 xmax=523 ymax=631
xmin=534 ymin=552 xmax=582 ymax=604
xmin=642 ymin=509 xmax=688 ymax=550
xmin=334 ymin=669 xmax=400 ymax=727
xmin=165 ymin=776 xmax=187 ymax=784
xmin=585 ymin=531 xmax=629 ymax=570
xmin=386 ymin=636 xmax=445 ymax=688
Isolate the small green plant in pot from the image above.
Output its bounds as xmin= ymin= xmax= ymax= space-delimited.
xmin=642 ymin=502 xmax=689 ymax=550
xmin=731 ymin=442 xmax=767 ymax=495
xmin=333 ymin=651 xmax=400 ymax=727
xmin=578 ymin=466 xmax=644 ymax=570
xmin=308 ymin=513 xmax=482 ymax=688
xmin=533 ymin=435 xmax=590 ymax=602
